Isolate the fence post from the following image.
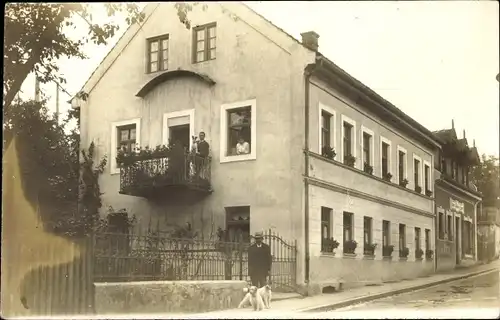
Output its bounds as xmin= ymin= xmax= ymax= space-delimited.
xmin=239 ymin=238 xmax=243 ymax=280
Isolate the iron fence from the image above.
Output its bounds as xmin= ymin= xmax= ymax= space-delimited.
xmin=119 ymin=153 xmax=211 ymax=195
xmin=93 ymin=229 xmax=297 ymax=292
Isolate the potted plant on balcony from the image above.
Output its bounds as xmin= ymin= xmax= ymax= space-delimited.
xmin=321 ymin=146 xmax=336 ymax=160
xmin=364 ymin=243 xmax=377 ymax=256
xmin=344 ymin=154 xmax=356 ymax=167
xmin=383 ymin=172 xmax=393 ymax=182
xmin=363 ymin=162 xmax=374 ymax=175
xmin=321 ymin=237 xmax=340 ymax=253
xmin=415 ymin=248 xmax=424 ymax=259
xmin=343 ymin=239 xmax=357 ymax=254
xmin=399 ymin=247 xmax=410 ymax=258
xmin=425 ymin=189 xmax=433 ymax=197
xmin=399 ymin=178 xmax=409 ymax=188
xmin=382 ymin=244 xmax=394 ymax=257
xmin=425 ymin=249 xmax=434 ymax=260
xmin=415 ymin=185 xmax=422 ymax=193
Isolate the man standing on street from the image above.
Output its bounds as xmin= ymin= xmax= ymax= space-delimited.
xmin=248 ymin=231 xmax=272 ymax=288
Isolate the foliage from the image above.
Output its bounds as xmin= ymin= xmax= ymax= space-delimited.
xmin=471 ymin=155 xmax=500 ymax=208
xmin=415 ymin=185 xmax=422 ymax=193
xmin=399 ymin=178 xmax=409 ymax=188
xmin=364 ymin=243 xmax=377 ymax=255
xmin=382 ymin=244 xmax=395 ymax=257
xmin=425 ymin=189 xmax=433 ymax=197
xmin=363 ymin=162 xmax=374 ymax=175
xmin=343 ymin=240 xmax=358 ymax=254
xmin=3 ymin=2 xmax=204 ymax=110
xmin=344 ymin=154 xmax=356 ymax=167
xmin=383 ymin=172 xmax=393 ymax=182
xmin=425 ymin=249 xmax=434 ymax=260
xmin=415 ymin=248 xmax=424 ymax=259
xmin=321 ymin=146 xmax=336 ymax=160
xmin=321 ymin=237 xmax=339 ymax=252
xmin=116 ymin=143 xmax=173 ymax=165
xmin=399 ymin=247 xmax=410 ymax=258
xmin=3 ymin=99 xmax=106 ymax=238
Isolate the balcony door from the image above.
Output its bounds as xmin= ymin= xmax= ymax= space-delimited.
xmin=169 ymin=124 xmax=190 ymax=152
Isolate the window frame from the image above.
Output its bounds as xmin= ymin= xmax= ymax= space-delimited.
xmin=399 ymin=223 xmax=406 ymax=251
xmin=424 ymin=160 xmax=432 ymax=192
xmin=320 ymin=207 xmax=333 ymax=252
xmin=146 ymin=34 xmax=169 ymax=73
xmin=342 ymin=211 xmax=354 ymax=243
xmin=192 ymin=22 xmax=217 ymax=64
xmin=413 ymin=154 xmax=423 ymax=193
xmin=397 ymin=145 xmax=408 ymax=184
xmin=382 ymin=220 xmax=391 ymax=247
xmin=438 ymin=207 xmax=446 ymax=240
xmin=341 ymin=115 xmax=357 ymax=167
xmin=225 ymin=206 xmax=250 ymax=243
xmin=220 ymin=99 xmax=257 ymax=163
xmin=415 ymin=227 xmax=421 ymax=251
xmin=110 ymin=118 xmax=141 ymax=175
xmin=447 ymin=212 xmax=453 ymax=241
xmin=318 ymin=103 xmax=337 ymax=154
xmin=360 ymin=126 xmax=375 ymax=171
xmin=162 ymin=109 xmax=196 ymax=149
xmin=363 ymin=216 xmax=373 ymax=255
xmin=380 ymin=136 xmax=392 ymax=178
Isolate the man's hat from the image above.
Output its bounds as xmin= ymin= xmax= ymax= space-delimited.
xmin=254 ymin=231 xmax=264 ymax=239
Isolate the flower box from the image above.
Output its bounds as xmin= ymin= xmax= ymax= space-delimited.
xmin=363 ymin=243 xmax=377 ymax=256
xmin=344 ymin=154 xmax=356 ymax=167
xmin=321 ymin=237 xmax=340 ymax=253
xmin=399 ymin=178 xmax=409 ymax=188
xmin=415 ymin=185 xmax=422 ymax=193
xmin=363 ymin=162 xmax=374 ymax=175
xmin=382 ymin=244 xmax=394 ymax=257
xmin=415 ymin=248 xmax=424 ymax=259
xmin=425 ymin=189 xmax=433 ymax=197
xmin=425 ymin=249 xmax=434 ymax=260
xmin=399 ymin=247 xmax=410 ymax=258
xmin=321 ymin=146 xmax=336 ymax=160
xmin=343 ymin=239 xmax=357 ymax=254
xmin=383 ymin=172 xmax=393 ymax=182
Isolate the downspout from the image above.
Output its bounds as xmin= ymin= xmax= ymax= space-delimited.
xmin=434 ymin=197 xmax=438 ymax=272
xmin=473 ymin=199 xmax=481 ymax=261
xmin=303 ymin=66 xmax=312 ymax=285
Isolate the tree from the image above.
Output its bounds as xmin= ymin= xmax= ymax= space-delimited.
xmin=471 ymin=154 xmax=500 ymax=208
xmin=3 ymin=2 xmax=202 ymax=111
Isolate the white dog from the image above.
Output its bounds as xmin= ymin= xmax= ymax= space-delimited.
xmin=238 ymin=285 xmax=265 ymax=311
xmin=257 ymin=284 xmax=272 ymax=309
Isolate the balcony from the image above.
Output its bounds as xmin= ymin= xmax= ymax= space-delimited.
xmin=119 ymin=150 xmax=212 ymax=200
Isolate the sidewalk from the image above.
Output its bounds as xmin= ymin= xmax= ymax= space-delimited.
xmin=189 ymin=259 xmax=500 ymax=318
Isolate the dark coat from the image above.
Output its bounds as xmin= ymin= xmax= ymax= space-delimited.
xmin=248 ymin=242 xmax=272 ymax=276
xmin=197 ymin=140 xmax=209 ymax=158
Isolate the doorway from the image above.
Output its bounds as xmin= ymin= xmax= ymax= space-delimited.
xmin=455 ymin=216 xmax=460 ymax=265
xmin=169 ymin=124 xmax=190 ymax=152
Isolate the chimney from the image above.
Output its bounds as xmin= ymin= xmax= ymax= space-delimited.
xmin=301 ymin=31 xmax=320 ymax=51
xmin=473 ymin=139 xmax=476 ymax=147
xmin=463 ymin=129 xmax=466 ymax=139
xmin=451 ymin=119 xmax=454 ymax=129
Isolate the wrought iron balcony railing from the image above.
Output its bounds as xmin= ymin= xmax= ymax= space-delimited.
xmin=119 ymin=153 xmax=212 ymax=198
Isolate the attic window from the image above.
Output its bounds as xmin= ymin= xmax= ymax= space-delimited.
xmin=147 ymin=35 xmax=169 ymax=73
xmin=193 ymin=23 xmax=216 ymax=63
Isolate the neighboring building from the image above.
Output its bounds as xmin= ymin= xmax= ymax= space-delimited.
xmin=72 ymin=2 xmax=442 ymax=292
xmin=478 ymin=206 xmax=500 ymax=261
xmin=432 ymin=123 xmax=482 ymax=271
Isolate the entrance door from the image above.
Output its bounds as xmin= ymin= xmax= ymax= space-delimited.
xmin=455 ymin=217 xmax=460 ymax=264
xmin=169 ymin=124 xmax=190 ymax=152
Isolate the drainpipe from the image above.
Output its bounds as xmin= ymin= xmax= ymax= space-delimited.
xmin=303 ymin=65 xmax=313 ymax=285
xmin=473 ymin=199 xmax=481 ymax=261
xmin=434 ymin=200 xmax=438 ymax=272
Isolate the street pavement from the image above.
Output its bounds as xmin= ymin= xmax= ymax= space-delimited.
xmin=323 ymin=269 xmax=500 ymax=319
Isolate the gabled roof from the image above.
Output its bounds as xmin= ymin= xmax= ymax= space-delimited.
xmin=432 ymin=128 xmax=458 ymax=144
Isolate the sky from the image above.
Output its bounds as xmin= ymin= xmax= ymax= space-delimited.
xmin=18 ymin=1 xmax=499 ymax=156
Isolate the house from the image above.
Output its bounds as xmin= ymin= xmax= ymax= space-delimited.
xmin=432 ymin=122 xmax=482 ymax=271
xmin=72 ymin=2 xmax=441 ymax=293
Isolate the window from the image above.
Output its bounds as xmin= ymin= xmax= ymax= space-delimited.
xmin=363 ymin=216 xmax=373 ymax=255
xmin=399 ymin=223 xmax=406 ymax=251
xmin=425 ymin=229 xmax=430 ymax=251
xmin=343 ymin=212 xmax=354 ymax=243
xmin=321 ymin=207 xmax=332 ymax=252
xmin=225 ymin=206 xmax=250 ymax=243
xmin=415 ymin=227 xmax=421 ymax=251
xmin=397 ymin=147 xmax=407 ymax=184
xmin=442 ymin=158 xmax=447 ymax=174
xmin=381 ymin=138 xmax=391 ymax=178
xmin=193 ymin=23 xmax=216 ymax=63
xmin=414 ymin=158 xmax=420 ymax=188
xmin=321 ymin=111 xmax=332 ymax=148
xmin=382 ymin=220 xmax=390 ymax=247
xmin=424 ymin=163 xmax=430 ymax=191
xmin=361 ymin=126 xmax=374 ymax=170
xmin=438 ymin=211 xmax=445 ymax=239
xmin=111 ymin=118 xmax=141 ymax=174
xmin=147 ymin=35 xmax=169 ymax=73
xmin=220 ymin=99 xmax=257 ymax=163
xmin=453 ymin=162 xmax=458 ymax=180
xmin=343 ymin=123 xmax=352 ymax=159
xmin=447 ymin=215 xmax=453 ymax=240
xmin=463 ymin=221 xmax=473 ymax=255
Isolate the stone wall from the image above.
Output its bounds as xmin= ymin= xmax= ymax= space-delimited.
xmin=95 ymin=280 xmax=247 ymax=314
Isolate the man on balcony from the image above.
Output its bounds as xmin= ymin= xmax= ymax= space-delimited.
xmin=195 ymin=132 xmax=210 ymax=178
